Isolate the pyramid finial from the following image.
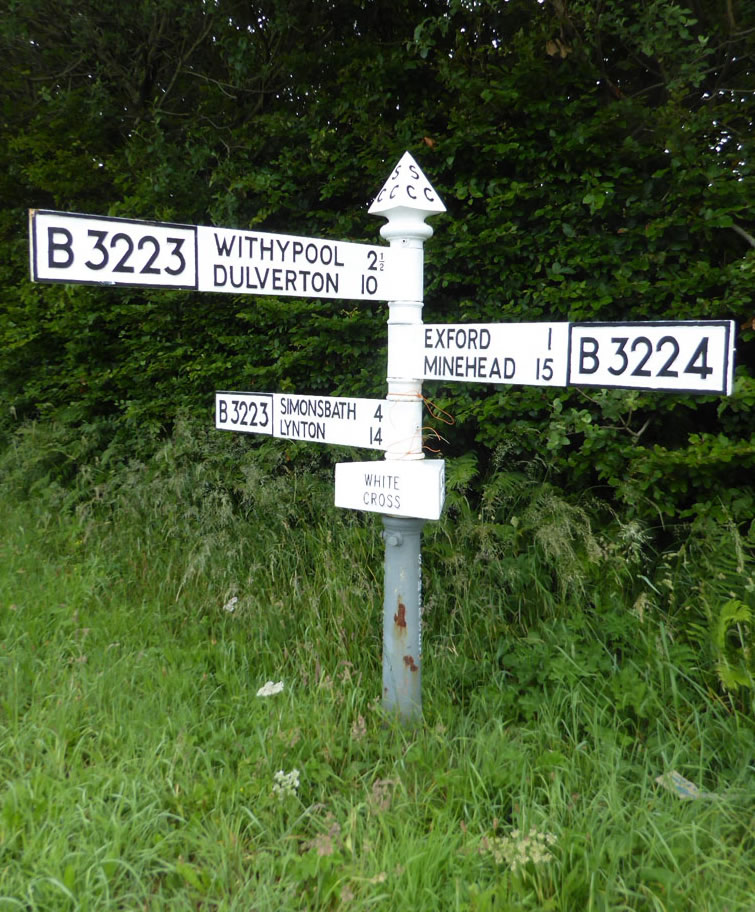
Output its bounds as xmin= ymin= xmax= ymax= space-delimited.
xmin=369 ymin=152 xmax=445 ymax=218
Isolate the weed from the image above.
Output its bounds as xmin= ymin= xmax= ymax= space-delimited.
xmin=1 ymin=418 xmax=753 ymax=910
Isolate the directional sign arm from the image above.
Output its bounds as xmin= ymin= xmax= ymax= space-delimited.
xmin=389 ymin=320 xmax=735 ymax=396
xmin=196 ymin=226 xmax=398 ymax=301
xmin=29 ymin=209 xmax=400 ymax=303
xmin=215 ymin=391 xmax=422 ymax=452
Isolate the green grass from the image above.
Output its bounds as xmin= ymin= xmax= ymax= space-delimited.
xmin=0 ymin=420 xmax=753 ymax=910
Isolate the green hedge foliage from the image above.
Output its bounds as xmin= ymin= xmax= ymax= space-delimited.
xmin=1 ymin=0 xmax=753 ymax=523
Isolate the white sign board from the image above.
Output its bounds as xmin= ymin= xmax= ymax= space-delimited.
xmin=195 ymin=226 xmax=400 ymax=301
xmin=29 ymin=210 xmax=406 ymax=302
xmin=29 ymin=210 xmax=198 ymax=289
xmin=393 ymin=320 xmax=735 ymax=395
xmin=215 ymin=391 xmax=418 ymax=451
xmin=567 ymin=321 xmax=735 ymax=395
xmin=399 ymin=322 xmax=569 ymax=386
xmin=335 ymin=459 xmax=445 ymax=520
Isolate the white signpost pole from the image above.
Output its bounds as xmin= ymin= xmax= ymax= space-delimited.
xmin=366 ymin=153 xmax=447 ymax=722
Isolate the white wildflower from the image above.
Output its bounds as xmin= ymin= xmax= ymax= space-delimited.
xmin=482 ymin=827 xmax=557 ymax=872
xmin=256 ymin=680 xmax=284 ymax=697
xmin=223 ymin=596 xmax=239 ymax=613
xmin=273 ymin=768 xmax=300 ymax=800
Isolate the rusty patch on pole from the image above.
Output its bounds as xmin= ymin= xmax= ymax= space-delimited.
xmin=394 ymin=601 xmax=407 ymax=628
xmin=403 ymin=655 xmax=419 ymax=672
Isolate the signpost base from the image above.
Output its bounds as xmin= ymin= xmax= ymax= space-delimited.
xmin=382 ymin=514 xmax=425 ymax=723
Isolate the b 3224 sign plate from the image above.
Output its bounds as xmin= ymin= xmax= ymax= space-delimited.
xmin=568 ymin=321 xmax=735 ymax=396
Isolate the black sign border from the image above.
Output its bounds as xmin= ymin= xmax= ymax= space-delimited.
xmin=29 ymin=209 xmax=199 ymax=291
xmin=566 ymin=320 xmax=734 ymax=396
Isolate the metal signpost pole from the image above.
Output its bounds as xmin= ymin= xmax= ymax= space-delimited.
xmin=368 ymin=154 xmax=446 ymax=722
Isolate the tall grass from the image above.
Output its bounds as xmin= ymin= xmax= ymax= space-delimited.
xmin=1 ymin=418 xmax=753 ymax=910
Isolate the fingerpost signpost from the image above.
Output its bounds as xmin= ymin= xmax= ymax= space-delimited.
xmin=29 ymin=152 xmax=736 ymax=722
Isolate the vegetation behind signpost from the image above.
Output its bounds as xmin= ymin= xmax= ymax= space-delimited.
xmin=1 ymin=0 xmax=752 ymax=522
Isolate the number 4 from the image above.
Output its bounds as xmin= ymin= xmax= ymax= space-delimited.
xmin=370 ymin=404 xmax=383 ymax=447
xmin=685 ymin=338 xmax=713 ymax=380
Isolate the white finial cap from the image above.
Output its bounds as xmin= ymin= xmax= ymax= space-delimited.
xmin=369 ymin=152 xmax=446 ymax=217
